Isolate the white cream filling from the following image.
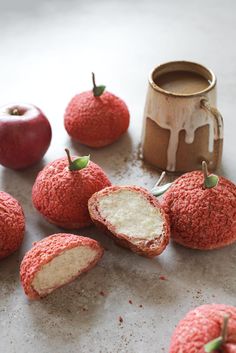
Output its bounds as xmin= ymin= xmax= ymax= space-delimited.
xmin=32 ymin=246 xmax=97 ymax=295
xmin=98 ymin=189 xmax=164 ymax=241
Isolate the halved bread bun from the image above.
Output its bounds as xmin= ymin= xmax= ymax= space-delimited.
xmin=88 ymin=186 xmax=170 ymax=257
xmin=20 ymin=233 xmax=104 ymax=299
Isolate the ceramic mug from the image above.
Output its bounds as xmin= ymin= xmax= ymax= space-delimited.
xmin=141 ymin=61 xmax=223 ymax=173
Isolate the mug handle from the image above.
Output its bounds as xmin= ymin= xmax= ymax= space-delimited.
xmin=200 ymin=97 xmax=224 ymax=140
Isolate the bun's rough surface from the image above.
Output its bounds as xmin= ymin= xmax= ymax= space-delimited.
xmin=169 ymin=304 xmax=236 ymax=353
xmin=20 ymin=233 xmax=104 ymax=299
xmin=162 ymin=171 xmax=236 ymax=250
xmin=88 ymin=185 xmax=170 ymax=257
xmin=64 ymin=91 xmax=130 ymax=148
xmin=0 ymin=191 xmax=25 ymax=259
xmin=32 ymin=157 xmax=111 ymax=229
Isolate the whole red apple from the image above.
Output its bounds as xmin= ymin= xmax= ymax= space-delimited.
xmin=0 ymin=103 xmax=52 ymax=169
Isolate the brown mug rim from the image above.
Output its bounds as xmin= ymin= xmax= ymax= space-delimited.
xmin=149 ymin=60 xmax=216 ymax=97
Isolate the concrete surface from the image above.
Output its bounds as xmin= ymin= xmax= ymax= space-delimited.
xmin=0 ymin=0 xmax=236 ymax=352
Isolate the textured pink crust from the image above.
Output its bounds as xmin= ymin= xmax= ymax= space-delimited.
xmin=162 ymin=171 xmax=236 ymax=250
xmin=32 ymin=157 xmax=111 ymax=229
xmin=88 ymin=185 xmax=170 ymax=258
xmin=20 ymin=233 xmax=104 ymax=299
xmin=64 ymin=91 xmax=130 ymax=148
xmin=0 ymin=191 xmax=25 ymax=259
xmin=169 ymin=304 xmax=236 ymax=353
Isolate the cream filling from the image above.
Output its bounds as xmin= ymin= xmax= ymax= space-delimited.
xmin=98 ymin=189 xmax=164 ymax=241
xmin=32 ymin=246 xmax=97 ymax=295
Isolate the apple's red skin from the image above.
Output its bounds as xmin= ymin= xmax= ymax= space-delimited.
xmin=0 ymin=104 xmax=52 ymax=169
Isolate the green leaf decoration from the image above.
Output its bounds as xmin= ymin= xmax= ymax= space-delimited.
xmin=151 ymin=182 xmax=172 ymax=197
xmin=204 ymin=174 xmax=219 ymax=189
xmin=69 ymin=155 xmax=90 ymax=171
xmin=204 ymin=336 xmax=224 ymax=352
xmin=93 ymin=85 xmax=106 ymax=97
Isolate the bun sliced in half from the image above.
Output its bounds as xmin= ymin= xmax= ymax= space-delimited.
xmin=88 ymin=186 xmax=170 ymax=257
xmin=20 ymin=233 xmax=104 ymax=299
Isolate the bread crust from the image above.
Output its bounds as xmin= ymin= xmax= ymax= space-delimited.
xmin=64 ymin=91 xmax=130 ymax=148
xmin=0 ymin=191 xmax=25 ymax=259
xmin=32 ymin=157 xmax=111 ymax=229
xmin=169 ymin=304 xmax=236 ymax=353
xmin=88 ymin=186 xmax=170 ymax=258
xmin=20 ymin=233 xmax=104 ymax=299
xmin=162 ymin=171 xmax=236 ymax=250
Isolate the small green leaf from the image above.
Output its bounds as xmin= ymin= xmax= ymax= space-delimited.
xmin=204 ymin=174 xmax=219 ymax=189
xmin=204 ymin=336 xmax=224 ymax=352
xmin=151 ymin=182 xmax=172 ymax=197
xmin=93 ymin=85 xmax=106 ymax=97
xmin=69 ymin=155 xmax=90 ymax=171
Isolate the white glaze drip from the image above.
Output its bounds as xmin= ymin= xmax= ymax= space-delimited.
xmin=143 ymin=88 xmax=221 ymax=171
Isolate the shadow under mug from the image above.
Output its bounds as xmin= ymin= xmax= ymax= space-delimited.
xmin=141 ymin=61 xmax=223 ymax=173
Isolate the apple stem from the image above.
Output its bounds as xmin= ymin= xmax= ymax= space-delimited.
xmin=204 ymin=315 xmax=230 ymax=352
xmin=202 ymin=161 xmax=209 ymax=180
xmin=222 ymin=315 xmax=229 ymax=341
xmin=92 ymin=72 xmax=97 ymax=90
xmin=11 ymin=108 xmax=19 ymax=115
xmin=65 ymin=148 xmax=90 ymax=171
xmin=65 ymin=148 xmax=73 ymax=167
xmin=202 ymin=161 xmax=219 ymax=189
xmin=91 ymin=73 xmax=106 ymax=97
xmin=153 ymin=171 xmax=166 ymax=188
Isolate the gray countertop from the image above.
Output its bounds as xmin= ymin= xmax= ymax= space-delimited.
xmin=0 ymin=0 xmax=236 ymax=352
